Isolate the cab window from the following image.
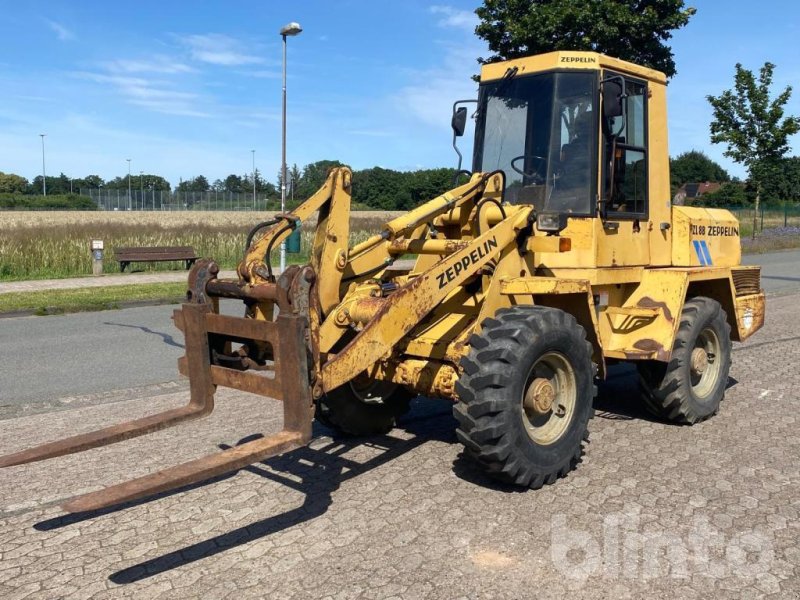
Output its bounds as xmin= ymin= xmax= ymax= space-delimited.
xmin=604 ymin=75 xmax=648 ymax=216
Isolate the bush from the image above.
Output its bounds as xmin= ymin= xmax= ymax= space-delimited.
xmin=0 ymin=194 xmax=97 ymax=210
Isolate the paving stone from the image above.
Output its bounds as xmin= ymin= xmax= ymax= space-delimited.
xmin=0 ymin=293 xmax=798 ymax=598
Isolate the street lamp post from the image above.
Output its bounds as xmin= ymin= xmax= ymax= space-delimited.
xmin=280 ymin=21 xmax=302 ymax=274
xmin=140 ymin=171 xmax=144 ymax=210
xmin=252 ymin=149 xmax=256 ymax=210
xmin=39 ymin=134 xmax=47 ymax=196
xmin=126 ymin=159 xmax=132 ymax=210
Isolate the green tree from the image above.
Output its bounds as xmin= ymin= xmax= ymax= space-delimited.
xmin=760 ymin=156 xmax=800 ymax=204
xmin=289 ymin=163 xmax=302 ymax=197
xmin=296 ymin=160 xmax=346 ymax=199
xmin=105 ymin=174 xmax=169 ymax=191
xmin=253 ymin=169 xmax=276 ymax=195
xmin=700 ymin=182 xmax=749 ymax=207
xmin=223 ymin=174 xmax=244 ymax=192
xmin=141 ymin=174 xmax=171 ymax=191
xmin=669 ymin=150 xmax=730 ymax=194
xmin=30 ymin=174 xmax=71 ymax=195
xmin=0 ymin=172 xmax=29 ymax=194
xmin=352 ymin=167 xmax=410 ymax=210
xmin=78 ymin=175 xmax=105 ymax=189
xmin=707 ymin=62 xmax=800 ymax=235
xmin=475 ymin=0 xmax=696 ymax=78
xmin=177 ymin=175 xmax=210 ymax=192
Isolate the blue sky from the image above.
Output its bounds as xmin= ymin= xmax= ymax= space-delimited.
xmin=0 ymin=1 xmax=798 ymax=187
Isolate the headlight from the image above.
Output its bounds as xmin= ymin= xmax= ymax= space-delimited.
xmin=536 ymin=212 xmax=564 ymax=233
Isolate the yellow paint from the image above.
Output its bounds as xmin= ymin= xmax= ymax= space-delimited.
xmin=672 ymin=206 xmax=741 ymax=267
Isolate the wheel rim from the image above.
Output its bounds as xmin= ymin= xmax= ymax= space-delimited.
xmin=690 ymin=326 xmax=722 ymax=399
xmin=521 ymin=351 xmax=577 ymax=445
xmin=349 ymin=374 xmax=394 ymax=405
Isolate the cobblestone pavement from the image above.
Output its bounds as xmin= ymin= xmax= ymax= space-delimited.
xmin=0 ymin=294 xmax=798 ymax=599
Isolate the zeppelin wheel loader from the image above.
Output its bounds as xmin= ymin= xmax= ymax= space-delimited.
xmin=0 ymin=51 xmax=766 ymax=510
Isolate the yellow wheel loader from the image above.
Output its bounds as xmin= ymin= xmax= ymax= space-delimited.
xmin=1 ymin=51 xmax=765 ymax=511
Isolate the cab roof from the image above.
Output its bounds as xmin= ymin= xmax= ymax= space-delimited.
xmin=480 ymin=51 xmax=667 ymax=85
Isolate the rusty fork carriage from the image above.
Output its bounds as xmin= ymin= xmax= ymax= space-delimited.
xmin=0 ymin=261 xmax=317 ymax=513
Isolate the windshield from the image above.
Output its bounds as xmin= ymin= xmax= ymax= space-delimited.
xmin=473 ymin=71 xmax=597 ymax=215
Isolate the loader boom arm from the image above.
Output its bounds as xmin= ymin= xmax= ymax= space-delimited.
xmin=321 ymin=206 xmax=531 ymax=393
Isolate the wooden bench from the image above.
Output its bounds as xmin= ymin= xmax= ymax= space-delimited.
xmin=114 ymin=246 xmax=199 ymax=272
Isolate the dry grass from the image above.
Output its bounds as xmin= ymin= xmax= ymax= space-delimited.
xmin=0 ymin=211 xmax=402 ymax=281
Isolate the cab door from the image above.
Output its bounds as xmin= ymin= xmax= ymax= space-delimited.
xmin=596 ymin=72 xmax=650 ymax=267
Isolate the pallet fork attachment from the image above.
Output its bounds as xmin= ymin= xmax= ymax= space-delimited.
xmin=0 ymin=262 xmax=316 ymax=513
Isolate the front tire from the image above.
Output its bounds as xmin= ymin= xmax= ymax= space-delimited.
xmin=638 ymin=297 xmax=732 ymax=424
xmin=454 ymin=306 xmax=595 ymax=488
xmin=315 ymin=375 xmax=412 ymax=436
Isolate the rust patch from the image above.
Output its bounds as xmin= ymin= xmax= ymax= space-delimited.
xmin=633 ymin=338 xmax=662 ymax=353
xmin=637 ymin=296 xmax=673 ymax=322
xmin=632 ymin=338 xmax=671 ymax=362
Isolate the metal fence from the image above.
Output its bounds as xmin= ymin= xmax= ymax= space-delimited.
xmin=40 ymin=191 xmax=800 ymax=229
xmin=80 ymin=189 xmax=285 ymax=212
xmin=709 ymin=203 xmax=800 ymax=232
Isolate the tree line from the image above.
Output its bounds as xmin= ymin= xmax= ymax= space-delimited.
xmin=0 ymin=163 xmax=459 ymax=211
xmin=669 ymin=151 xmax=800 ymax=206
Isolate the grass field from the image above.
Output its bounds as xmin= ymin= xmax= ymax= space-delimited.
xmin=0 ymin=211 xmax=401 ymax=281
xmin=1 ymin=209 xmax=797 ymax=282
xmin=0 ymin=282 xmax=187 ymax=315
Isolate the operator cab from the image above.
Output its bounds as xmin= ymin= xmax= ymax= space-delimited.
xmin=473 ymin=70 xmax=597 ymax=215
xmin=453 ymin=52 xmax=655 ymax=232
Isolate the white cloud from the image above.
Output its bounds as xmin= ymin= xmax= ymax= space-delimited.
xmin=46 ymin=19 xmax=75 ymax=41
xmin=394 ymin=40 xmax=483 ymax=130
xmin=104 ymin=56 xmax=196 ymax=75
xmin=179 ymin=34 xmax=263 ymax=66
xmin=429 ymin=5 xmax=478 ymax=32
xmin=76 ymin=72 xmax=210 ymax=118
xmin=246 ymin=69 xmax=282 ymax=79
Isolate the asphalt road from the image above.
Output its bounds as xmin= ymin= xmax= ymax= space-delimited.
xmin=742 ymin=248 xmax=800 ymax=295
xmin=1 ymin=249 xmax=798 ymax=409
xmin=0 ymin=300 xmax=242 ymax=409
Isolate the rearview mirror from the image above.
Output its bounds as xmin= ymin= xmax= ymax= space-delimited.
xmin=601 ymin=77 xmax=624 ymax=119
xmin=451 ymin=106 xmax=467 ymax=137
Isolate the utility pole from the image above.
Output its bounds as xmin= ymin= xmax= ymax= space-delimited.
xmin=280 ymin=21 xmax=302 ymax=273
xmin=126 ymin=159 xmax=132 ymax=210
xmin=252 ymin=149 xmax=256 ymax=209
xmin=39 ymin=134 xmax=47 ymax=196
xmin=139 ymin=171 xmax=144 ymax=210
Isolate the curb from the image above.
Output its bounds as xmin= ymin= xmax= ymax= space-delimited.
xmin=0 ymin=297 xmax=184 ymax=319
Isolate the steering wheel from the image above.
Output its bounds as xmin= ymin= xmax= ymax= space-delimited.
xmin=510 ymin=155 xmax=547 ymax=184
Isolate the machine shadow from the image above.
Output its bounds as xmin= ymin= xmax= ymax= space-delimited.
xmin=592 ymin=363 xmax=656 ymax=422
xmin=34 ymin=473 xmax=238 ymax=532
xmin=594 ymin=363 xmax=740 ymax=423
xmin=107 ymin=399 xmax=455 ymax=584
xmin=102 ymin=321 xmax=185 ymax=349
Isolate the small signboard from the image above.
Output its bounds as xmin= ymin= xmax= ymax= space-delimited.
xmin=91 ymin=239 xmax=104 ymax=250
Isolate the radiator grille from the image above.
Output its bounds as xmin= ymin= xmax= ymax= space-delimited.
xmin=732 ymin=267 xmax=761 ymax=296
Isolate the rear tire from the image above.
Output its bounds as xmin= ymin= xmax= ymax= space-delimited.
xmin=454 ymin=306 xmax=595 ymax=488
xmin=638 ymin=297 xmax=731 ymax=424
xmin=315 ymin=376 xmax=412 ymax=436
